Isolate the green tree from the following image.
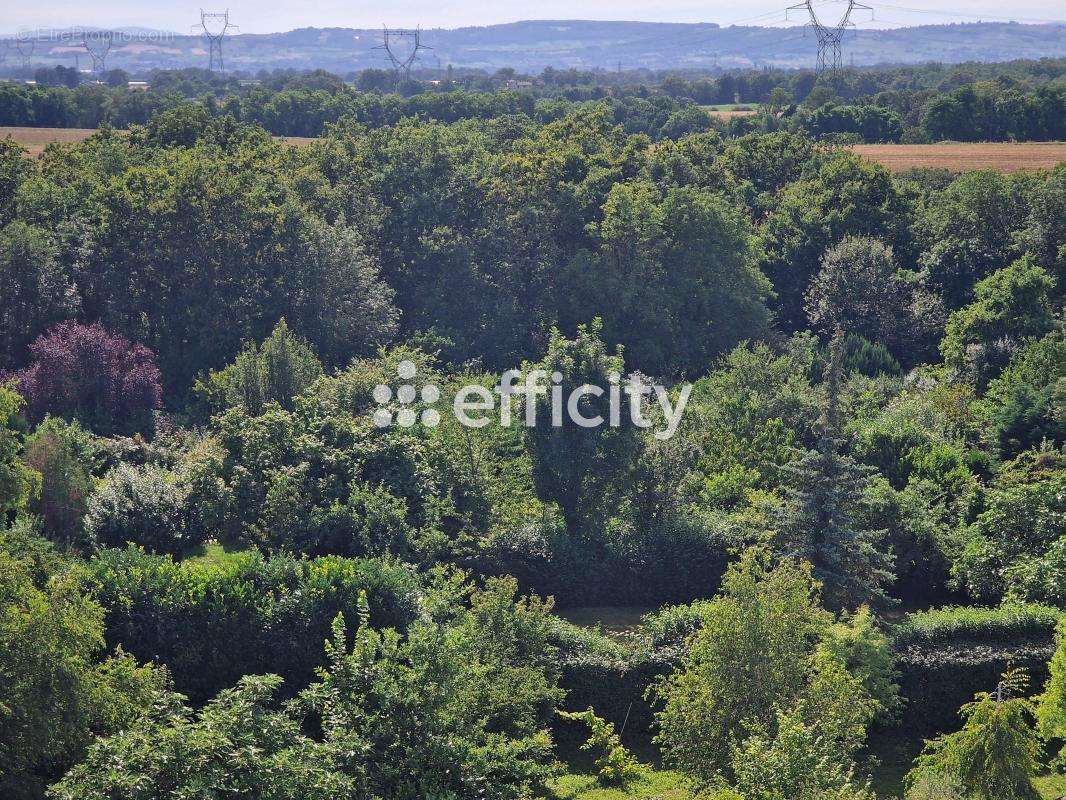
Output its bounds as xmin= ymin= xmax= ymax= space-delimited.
xmin=760 ymin=152 xmax=912 ymax=330
xmin=731 ymin=703 xmax=875 ymax=800
xmin=0 ymin=385 xmax=39 ymax=522
xmin=908 ymin=668 xmax=1041 ymax=800
xmin=22 ymin=418 xmax=96 ymax=549
xmin=652 ymin=549 xmax=883 ymax=785
xmin=1037 ymin=616 xmax=1066 ymax=770
xmin=195 ymin=318 xmax=324 ymax=415
xmin=524 ymin=322 xmax=642 ymax=532
xmin=0 ymin=222 xmax=78 ymax=370
xmin=805 ymin=236 xmax=939 ymax=361
xmin=556 ymin=707 xmax=640 ymax=786
xmin=916 ymin=170 xmax=1029 ymax=310
xmin=48 ymin=675 xmax=351 ymax=800
xmin=777 ymin=332 xmax=895 ymax=611
xmin=940 ymin=256 xmax=1055 ymax=384
xmin=0 ymin=532 xmax=163 ymax=800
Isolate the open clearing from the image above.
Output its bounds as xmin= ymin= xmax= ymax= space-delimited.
xmin=4 ymin=127 xmax=1065 ymax=173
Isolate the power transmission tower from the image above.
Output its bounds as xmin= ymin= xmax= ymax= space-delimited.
xmin=786 ymin=0 xmax=873 ymax=71
xmin=15 ymin=32 xmax=35 ymax=73
xmin=375 ymin=26 xmax=430 ymax=81
xmin=194 ymin=10 xmax=238 ymax=73
xmin=82 ymin=31 xmax=114 ymax=75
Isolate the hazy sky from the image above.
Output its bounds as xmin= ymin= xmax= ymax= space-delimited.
xmin=4 ymin=0 xmax=1064 ymax=34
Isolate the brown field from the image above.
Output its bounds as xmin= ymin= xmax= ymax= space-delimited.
xmin=851 ymin=142 xmax=1066 ymax=173
xmin=1 ymin=126 xmax=100 ymax=156
xmin=706 ymin=108 xmax=758 ymax=119
xmin=5 ymin=127 xmax=1064 ymax=174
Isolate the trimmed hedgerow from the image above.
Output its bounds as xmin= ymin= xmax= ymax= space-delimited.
xmin=80 ymin=547 xmax=423 ymax=703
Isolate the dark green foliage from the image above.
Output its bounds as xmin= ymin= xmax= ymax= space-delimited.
xmin=760 ymin=153 xmax=913 ymax=330
xmin=0 ymin=530 xmax=164 ymax=800
xmin=194 ymin=319 xmax=324 ymax=416
xmin=940 ymin=255 xmax=1056 ymax=383
xmin=22 ymin=418 xmax=97 ymax=549
xmin=81 ymin=547 xmax=422 ymax=703
xmin=0 ymin=385 xmax=39 ymax=522
xmin=893 ymin=605 xmax=1059 ymax=734
xmin=48 ymin=674 xmax=355 ymax=800
xmin=525 ymin=323 xmax=640 ymax=532
xmin=950 ymin=451 xmax=1065 ymax=606
xmin=0 ymin=223 xmax=78 ymax=369
xmin=0 ymin=69 xmax=1061 ymax=798
xmin=651 ymin=550 xmax=887 ymax=787
xmin=777 ymin=332 xmax=895 ymax=611
xmin=51 ymin=576 xmax=562 ymax=800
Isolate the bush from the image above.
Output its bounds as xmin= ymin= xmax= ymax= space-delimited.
xmin=22 ymin=417 xmax=97 ymax=549
xmin=556 ymin=707 xmax=641 ymax=785
xmin=84 ymin=463 xmax=198 ymax=555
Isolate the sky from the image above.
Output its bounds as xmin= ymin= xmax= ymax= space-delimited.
xmin=3 ymin=0 xmax=1064 ymax=35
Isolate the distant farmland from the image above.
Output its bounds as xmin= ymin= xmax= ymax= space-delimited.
xmin=849 ymin=142 xmax=1066 ymax=173
xmin=1 ymin=127 xmax=100 ymax=157
xmin=4 ymin=127 xmax=1065 ymax=173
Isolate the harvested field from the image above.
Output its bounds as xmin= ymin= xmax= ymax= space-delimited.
xmin=702 ymin=105 xmax=758 ymax=119
xmin=1 ymin=127 xmax=99 ymax=156
xmin=851 ymin=142 xmax=1066 ymax=173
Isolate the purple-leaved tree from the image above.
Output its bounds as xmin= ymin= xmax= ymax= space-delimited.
xmin=16 ymin=321 xmax=162 ymax=436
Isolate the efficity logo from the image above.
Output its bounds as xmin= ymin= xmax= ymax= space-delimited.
xmin=372 ymin=361 xmax=692 ymax=440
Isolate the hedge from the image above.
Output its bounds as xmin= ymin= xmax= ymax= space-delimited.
xmin=81 ymin=547 xmax=423 ymax=702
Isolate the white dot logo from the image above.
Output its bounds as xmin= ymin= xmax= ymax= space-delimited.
xmin=372 ymin=360 xmax=441 ymax=428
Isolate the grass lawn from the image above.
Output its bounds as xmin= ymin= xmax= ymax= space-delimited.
xmin=548 ymin=768 xmax=695 ymax=799
xmin=548 ymin=762 xmax=1066 ymax=799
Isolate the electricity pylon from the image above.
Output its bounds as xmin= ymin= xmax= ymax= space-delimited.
xmin=15 ymin=32 xmax=35 ymax=72
xmin=376 ymin=26 xmax=430 ymax=81
xmin=194 ymin=10 xmax=238 ymax=73
xmin=786 ymin=0 xmax=873 ymax=71
xmin=82 ymin=31 xmax=114 ymax=74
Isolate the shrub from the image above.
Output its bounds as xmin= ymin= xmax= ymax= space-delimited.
xmin=193 ymin=318 xmax=323 ymax=416
xmin=0 ymin=534 xmax=163 ymax=800
xmin=1036 ymin=616 xmax=1066 ymax=770
xmin=22 ymin=417 xmax=97 ymax=548
xmin=556 ymin=707 xmax=641 ymax=786
xmin=908 ymin=668 xmax=1041 ymax=800
xmin=895 ymin=604 xmax=1062 ymax=648
xmin=0 ymin=384 xmax=39 ymax=520
xmin=84 ymin=463 xmax=198 ymax=555
xmin=652 ymin=551 xmax=884 ymax=785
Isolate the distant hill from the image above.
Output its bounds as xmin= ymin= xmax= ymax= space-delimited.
xmin=11 ymin=19 xmax=1066 ymax=73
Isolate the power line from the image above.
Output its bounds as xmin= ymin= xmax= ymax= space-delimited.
xmin=876 ymin=2 xmax=1063 ymax=24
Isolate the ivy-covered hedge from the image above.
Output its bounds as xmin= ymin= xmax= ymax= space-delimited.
xmin=81 ymin=547 xmax=424 ymax=702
